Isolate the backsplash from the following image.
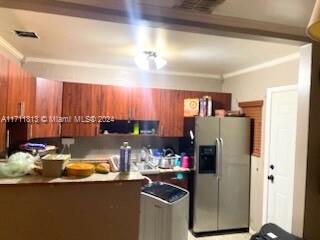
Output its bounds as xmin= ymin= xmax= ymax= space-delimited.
xmin=32 ymin=136 xmax=180 ymax=160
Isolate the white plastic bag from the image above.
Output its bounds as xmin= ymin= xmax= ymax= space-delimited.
xmin=0 ymin=152 xmax=35 ymax=178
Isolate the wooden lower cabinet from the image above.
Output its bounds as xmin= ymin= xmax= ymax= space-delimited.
xmin=159 ymin=89 xmax=185 ymax=137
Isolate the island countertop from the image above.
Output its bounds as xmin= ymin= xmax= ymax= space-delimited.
xmin=0 ymin=172 xmax=145 ymax=185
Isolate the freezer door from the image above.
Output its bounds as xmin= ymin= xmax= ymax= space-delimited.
xmin=193 ymin=117 xmax=220 ymax=233
xmin=218 ymin=117 xmax=251 ymax=230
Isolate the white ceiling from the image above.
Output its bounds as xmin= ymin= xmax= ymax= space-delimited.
xmin=139 ymin=0 xmax=316 ymax=28
xmin=0 ymin=7 xmax=300 ymax=76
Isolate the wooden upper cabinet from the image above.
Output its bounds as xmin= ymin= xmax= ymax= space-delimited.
xmin=0 ymin=55 xmax=8 ymax=156
xmin=159 ymin=89 xmax=185 ymax=137
xmin=32 ymin=78 xmax=63 ymax=138
xmin=62 ymin=82 xmax=100 ymax=137
xmin=62 ymin=82 xmax=81 ymax=137
xmin=101 ymin=85 xmax=130 ymax=120
xmin=7 ymin=62 xmax=36 ymax=117
xmin=78 ymin=83 xmax=101 ymax=136
xmin=131 ymin=88 xmax=161 ymax=120
xmin=184 ymin=91 xmax=232 ymax=111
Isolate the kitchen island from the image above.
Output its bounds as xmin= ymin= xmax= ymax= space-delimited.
xmin=0 ymin=172 xmax=144 ymax=240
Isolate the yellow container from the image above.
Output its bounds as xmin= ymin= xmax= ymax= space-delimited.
xmin=66 ymin=163 xmax=95 ymax=177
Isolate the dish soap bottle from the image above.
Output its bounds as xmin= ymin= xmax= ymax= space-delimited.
xmin=120 ymin=142 xmax=131 ymax=173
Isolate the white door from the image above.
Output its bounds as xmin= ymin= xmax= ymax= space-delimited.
xmin=266 ymin=86 xmax=298 ymax=232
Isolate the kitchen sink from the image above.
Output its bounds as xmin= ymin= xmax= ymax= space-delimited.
xmin=132 ymin=162 xmax=160 ymax=174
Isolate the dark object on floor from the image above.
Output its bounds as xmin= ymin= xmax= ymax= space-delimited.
xmin=251 ymin=223 xmax=302 ymax=240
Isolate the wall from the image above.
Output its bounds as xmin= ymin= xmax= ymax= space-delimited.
xmin=222 ymin=57 xmax=300 ymax=232
xmin=23 ymin=62 xmax=223 ymax=92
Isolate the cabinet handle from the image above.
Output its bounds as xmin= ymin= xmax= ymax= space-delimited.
xmin=29 ymin=125 xmax=33 ymax=139
xmin=96 ymin=124 xmax=100 ymax=136
xmin=21 ymin=102 xmax=25 ymax=116
xmin=59 ymin=124 xmax=62 ymax=136
xmin=18 ymin=102 xmax=22 ymax=116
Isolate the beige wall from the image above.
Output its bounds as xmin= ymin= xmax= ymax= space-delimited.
xmin=23 ymin=62 xmax=223 ymax=92
xmin=222 ymin=57 xmax=300 ymax=232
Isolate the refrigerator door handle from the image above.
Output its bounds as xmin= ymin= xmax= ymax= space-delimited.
xmin=216 ymin=138 xmax=220 ymax=179
xmin=219 ymin=138 xmax=224 ymax=179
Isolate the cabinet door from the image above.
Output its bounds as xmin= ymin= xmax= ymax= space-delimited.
xmin=62 ymin=82 xmax=81 ymax=137
xmin=7 ymin=62 xmax=35 ymax=117
xmin=62 ymin=83 xmax=100 ymax=137
xmin=33 ymin=78 xmax=63 ymax=138
xmin=159 ymin=89 xmax=184 ymax=137
xmin=184 ymin=91 xmax=232 ymax=111
xmin=78 ymin=83 xmax=101 ymax=136
xmin=7 ymin=62 xmax=24 ymax=116
xmin=131 ymin=87 xmax=161 ymax=120
xmin=0 ymin=55 xmax=8 ymax=155
xmin=101 ymin=85 xmax=130 ymax=120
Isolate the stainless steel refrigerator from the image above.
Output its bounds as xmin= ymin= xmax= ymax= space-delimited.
xmin=193 ymin=117 xmax=251 ymax=233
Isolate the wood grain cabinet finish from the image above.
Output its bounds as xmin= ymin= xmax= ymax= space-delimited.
xmin=62 ymin=82 xmax=100 ymax=137
xmin=159 ymin=89 xmax=185 ymax=137
xmin=0 ymin=55 xmax=8 ymax=155
xmin=7 ymin=62 xmax=36 ymax=117
xmin=184 ymin=91 xmax=232 ymax=110
xmin=130 ymin=87 xmax=161 ymax=120
xmin=32 ymin=78 xmax=63 ymax=138
xmin=101 ymin=85 xmax=131 ymax=120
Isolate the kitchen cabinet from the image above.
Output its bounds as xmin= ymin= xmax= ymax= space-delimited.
xmin=7 ymin=62 xmax=36 ymax=117
xmin=184 ymin=91 xmax=232 ymax=111
xmin=62 ymin=82 xmax=101 ymax=137
xmin=7 ymin=62 xmax=36 ymax=116
xmin=32 ymin=78 xmax=63 ymax=138
xmin=159 ymin=89 xmax=185 ymax=137
xmin=0 ymin=55 xmax=8 ymax=156
xmin=101 ymin=85 xmax=131 ymax=120
xmin=130 ymin=87 xmax=161 ymax=120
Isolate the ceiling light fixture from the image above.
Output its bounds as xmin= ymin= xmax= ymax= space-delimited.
xmin=134 ymin=51 xmax=167 ymax=70
xmin=307 ymin=0 xmax=320 ymax=41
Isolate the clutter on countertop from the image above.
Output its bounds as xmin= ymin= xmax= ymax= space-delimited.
xmin=41 ymin=154 xmax=70 ymax=177
xmin=0 ymin=152 xmax=37 ymax=178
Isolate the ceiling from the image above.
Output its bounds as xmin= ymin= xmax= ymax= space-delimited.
xmin=139 ymin=0 xmax=316 ymax=28
xmin=0 ymin=7 xmax=300 ymax=76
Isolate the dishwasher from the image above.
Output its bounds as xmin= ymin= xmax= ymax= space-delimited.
xmin=139 ymin=182 xmax=189 ymax=240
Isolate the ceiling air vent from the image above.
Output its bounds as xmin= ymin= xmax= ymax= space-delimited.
xmin=14 ymin=30 xmax=39 ymax=39
xmin=175 ymin=0 xmax=225 ymax=13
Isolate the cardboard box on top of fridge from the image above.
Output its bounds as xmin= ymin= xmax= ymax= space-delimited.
xmin=184 ymin=98 xmax=199 ymax=117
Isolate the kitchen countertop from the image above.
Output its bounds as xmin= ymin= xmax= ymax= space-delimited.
xmin=0 ymin=172 xmax=144 ymax=185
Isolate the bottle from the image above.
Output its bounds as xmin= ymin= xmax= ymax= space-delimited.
xmin=120 ymin=142 xmax=131 ymax=173
xmin=207 ymin=96 xmax=212 ymax=116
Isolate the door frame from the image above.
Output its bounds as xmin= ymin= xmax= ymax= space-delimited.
xmin=262 ymin=84 xmax=298 ymax=227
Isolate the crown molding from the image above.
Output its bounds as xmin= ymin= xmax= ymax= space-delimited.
xmin=24 ymin=57 xmax=223 ymax=80
xmin=0 ymin=36 xmax=24 ymax=61
xmin=223 ymin=53 xmax=300 ymax=79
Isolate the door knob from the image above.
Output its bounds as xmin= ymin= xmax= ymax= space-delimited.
xmin=270 ymin=164 xmax=275 ymax=170
xmin=268 ymin=175 xmax=274 ymax=183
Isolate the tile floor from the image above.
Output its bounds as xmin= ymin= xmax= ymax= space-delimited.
xmin=188 ymin=232 xmax=251 ymax=240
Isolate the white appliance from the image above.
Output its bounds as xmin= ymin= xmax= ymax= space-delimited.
xmin=139 ymin=182 xmax=189 ymax=240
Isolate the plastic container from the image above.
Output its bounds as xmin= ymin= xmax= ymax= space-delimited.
xmin=41 ymin=154 xmax=70 ymax=177
xmin=66 ymin=163 xmax=95 ymax=177
xmin=181 ymin=155 xmax=190 ymax=169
